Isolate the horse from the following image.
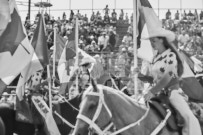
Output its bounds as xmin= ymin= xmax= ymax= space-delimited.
xmin=72 ymin=79 xmax=180 ymax=135
xmin=0 ymin=93 xmax=82 ymax=135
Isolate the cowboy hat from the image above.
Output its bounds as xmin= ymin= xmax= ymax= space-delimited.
xmin=143 ymin=28 xmax=175 ymax=42
xmin=79 ymin=57 xmax=95 ymax=66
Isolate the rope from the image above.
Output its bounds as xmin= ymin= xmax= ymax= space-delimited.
xmin=54 ymin=111 xmax=75 ymax=128
xmin=58 ymin=94 xmax=79 ymax=111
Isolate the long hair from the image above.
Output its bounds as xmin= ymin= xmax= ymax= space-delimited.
xmin=157 ymin=37 xmax=184 ymax=77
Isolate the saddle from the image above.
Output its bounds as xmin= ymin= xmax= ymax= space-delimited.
xmin=149 ymin=93 xmax=184 ymax=131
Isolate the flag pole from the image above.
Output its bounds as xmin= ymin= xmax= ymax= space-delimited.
xmin=47 ymin=65 xmax=52 ymax=112
xmin=75 ymin=18 xmax=79 ymax=93
xmin=52 ymin=27 xmax=56 ymax=88
xmin=133 ymin=0 xmax=138 ymax=98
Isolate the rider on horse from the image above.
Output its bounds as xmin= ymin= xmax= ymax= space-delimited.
xmin=70 ymin=57 xmax=94 ymax=95
xmin=135 ymin=28 xmax=202 ymax=135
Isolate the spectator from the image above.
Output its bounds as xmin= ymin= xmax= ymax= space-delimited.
xmin=83 ymin=14 xmax=88 ymax=23
xmin=103 ymin=13 xmax=110 ymax=25
xmin=90 ymin=12 xmax=95 ymax=22
xmin=76 ymin=10 xmax=82 ymax=19
xmin=109 ymin=30 xmax=116 ymax=52
xmin=119 ymin=9 xmax=124 ymax=21
xmin=122 ymin=31 xmax=133 ymax=45
xmin=200 ymin=11 xmax=203 ymax=20
xmin=50 ymin=16 xmax=55 ymax=26
xmin=111 ymin=13 xmax=117 ymax=26
xmin=188 ymin=10 xmax=194 ymax=20
xmin=62 ymin=12 xmax=66 ymax=20
xmin=125 ymin=13 xmax=129 ymax=24
xmin=175 ymin=10 xmax=180 ymax=20
xmin=166 ymin=9 xmax=171 ymax=19
xmin=98 ymin=31 xmax=109 ymax=51
xmin=69 ymin=10 xmax=74 ymax=22
xmin=182 ymin=10 xmax=187 ymax=20
xmin=178 ymin=30 xmax=190 ymax=48
xmin=111 ymin=9 xmax=117 ymax=18
xmin=104 ymin=5 xmax=110 ymax=15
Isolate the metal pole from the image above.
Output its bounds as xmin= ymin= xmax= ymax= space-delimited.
xmin=158 ymin=0 xmax=160 ymax=19
xmin=69 ymin=0 xmax=71 ymax=10
xmin=180 ymin=0 xmax=182 ymax=17
xmin=28 ymin=0 xmax=31 ymax=20
xmin=92 ymin=0 xmax=93 ymax=13
xmin=133 ymin=0 xmax=138 ymax=97
xmin=114 ymin=0 xmax=116 ymax=9
xmin=49 ymin=0 xmax=51 ymax=18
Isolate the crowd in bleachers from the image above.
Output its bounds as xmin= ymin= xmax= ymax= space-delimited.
xmin=163 ymin=9 xmax=203 ymax=61
xmin=18 ymin=7 xmax=203 ymax=85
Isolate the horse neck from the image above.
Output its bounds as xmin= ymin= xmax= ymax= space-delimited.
xmin=102 ymin=88 xmax=146 ymax=130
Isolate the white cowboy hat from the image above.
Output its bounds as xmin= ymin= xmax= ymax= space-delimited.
xmin=143 ymin=28 xmax=175 ymax=42
xmin=79 ymin=57 xmax=95 ymax=66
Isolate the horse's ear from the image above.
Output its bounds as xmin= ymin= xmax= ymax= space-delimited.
xmin=91 ymin=78 xmax=98 ymax=92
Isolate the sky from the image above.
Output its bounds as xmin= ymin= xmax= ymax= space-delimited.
xmin=16 ymin=0 xmax=203 ymax=22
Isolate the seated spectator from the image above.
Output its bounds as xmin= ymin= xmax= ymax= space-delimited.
xmin=122 ymin=32 xmax=133 ymax=45
xmin=98 ymin=31 xmax=109 ymax=51
xmin=85 ymin=40 xmax=98 ymax=52
xmin=165 ymin=9 xmax=171 ymax=20
xmin=83 ymin=14 xmax=88 ymax=23
xmin=175 ymin=10 xmax=180 ymax=20
xmin=103 ymin=13 xmax=110 ymax=25
xmin=187 ymin=10 xmax=194 ymax=20
xmin=109 ymin=30 xmax=116 ymax=52
xmin=178 ymin=30 xmax=190 ymax=48
xmin=127 ymin=25 xmax=133 ymax=34
xmin=111 ymin=13 xmax=117 ymax=26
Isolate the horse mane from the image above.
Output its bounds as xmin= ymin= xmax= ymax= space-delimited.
xmin=83 ymin=78 xmax=147 ymax=111
xmin=102 ymin=85 xmax=147 ymax=110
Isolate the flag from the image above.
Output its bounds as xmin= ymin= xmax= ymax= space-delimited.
xmin=180 ymin=60 xmax=203 ymax=102
xmin=15 ymin=13 xmax=49 ymax=124
xmin=55 ymin=33 xmax=67 ymax=62
xmin=0 ymin=0 xmax=33 ymax=93
xmin=31 ymin=14 xmax=49 ymax=67
xmin=0 ymin=8 xmax=25 ymax=55
xmin=136 ymin=0 xmax=162 ymax=62
xmin=0 ymin=0 xmax=10 ymax=36
xmin=16 ymin=13 xmax=49 ymax=100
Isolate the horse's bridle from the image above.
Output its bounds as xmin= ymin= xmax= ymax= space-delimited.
xmin=77 ymin=85 xmax=113 ymax=135
xmin=77 ymin=85 xmax=150 ymax=135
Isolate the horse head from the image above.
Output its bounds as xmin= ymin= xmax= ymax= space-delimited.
xmin=73 ymin=78 xmax=112 ymax=135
